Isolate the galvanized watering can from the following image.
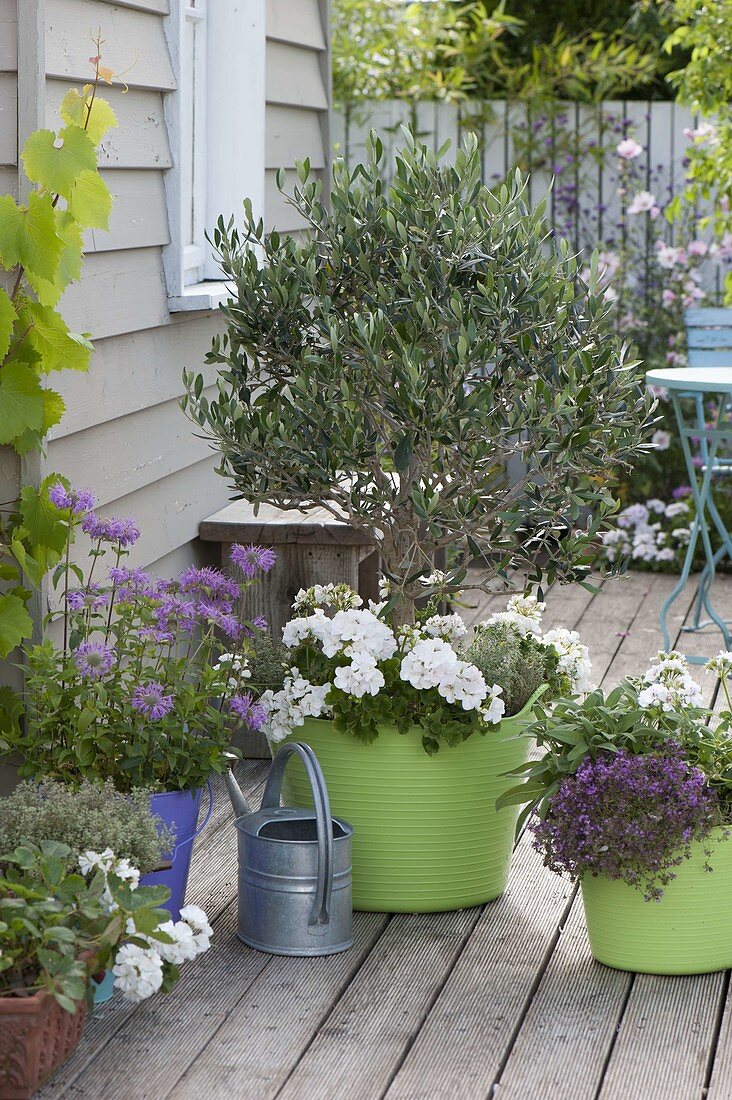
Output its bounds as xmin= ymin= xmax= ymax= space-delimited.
xmin=224 ymin=741 xmax=354 ymax=956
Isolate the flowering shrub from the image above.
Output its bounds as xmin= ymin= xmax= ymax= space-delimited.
xmin=261 ymin=590 xmax=589 ymax=754
xmin=599 ymin=492 xmax=732 ymax=573
xmin=0 ymin=842 xmax=210 ymax=1011
xmin=1 ymin=482 xmax=275 ymax=792
xmin=502 ymin=650 xmax=732 ymax=898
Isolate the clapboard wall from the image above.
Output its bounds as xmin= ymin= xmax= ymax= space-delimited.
xmin=265 ymin=0 xmax=330 ymax=234
xmin=0 ymin=0 xmax=330 ymax=631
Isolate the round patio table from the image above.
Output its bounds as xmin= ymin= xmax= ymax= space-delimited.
xmin=645 ymin=366 xmax=732 ymax=663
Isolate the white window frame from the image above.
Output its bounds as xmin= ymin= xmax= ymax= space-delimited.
xmin=163 ymin=0 xmax=266 ymax=311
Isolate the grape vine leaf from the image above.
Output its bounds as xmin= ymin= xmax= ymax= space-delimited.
xmin=19 ymin=302 xmax=93 ymax=373
xmin=24 ymin=211 xmax=84 ymax=307
xmin=0 ymin=594 xmax=33 ymax=658
xmin=0 ymin=361 xmax=45 ymax=444
xmin=0 ymin=288 xmax=18 ymax=360
xmin=0 ymin=192 xmax=62 ymax=278
xmin=21 ymin=125 xmax=97 ymax=200
xmin=20 ymin=479 xmax=70 ymax=555
xmin=60 ymin=86 xmax=118 ymax=145
xmin=66 ymin=169 xmax=112 ymax=230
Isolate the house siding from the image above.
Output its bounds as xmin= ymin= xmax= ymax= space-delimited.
xmin=0 ymin=0 xmax=330 ymax=673
xmin=265 ymin=0 xmax=330 ymax=233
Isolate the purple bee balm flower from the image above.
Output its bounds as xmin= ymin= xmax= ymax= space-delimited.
xmin=230 ymin=693 xmax=268 ymax=731
xmin=230 ymin=544 xmax=277 ymax=578
xmin=196 ymin=601 xmax=243 ymax=640
xmin=66 ymin=585 xmax=110 ymax=612
xmin=74 ymin=641 xmax=115 ymax=679
xmin=82 ymin=513 xmax=141 ymax=547
xmin=49 ymin=482 xmax=95 ymax=515
xmin=131 ymin=682 xmax=174 ymax=720
xmin=179 ymin=566 xmax=240 ymax=604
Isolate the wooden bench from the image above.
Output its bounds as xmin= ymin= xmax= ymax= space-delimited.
xmin=199 ymin=501 xmax=380 ymax=642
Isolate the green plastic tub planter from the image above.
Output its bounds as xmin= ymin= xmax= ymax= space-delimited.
xmin=282 ymin=694 xmax=538 ymax=913
xmin=581 ymin=828 xmax=732 ymax=975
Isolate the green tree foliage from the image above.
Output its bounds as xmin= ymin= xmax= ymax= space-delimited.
xmin=183 ymin=131 xmax=656 ymax=626
xmin=0 ymin=65 xmax=115 ymax=670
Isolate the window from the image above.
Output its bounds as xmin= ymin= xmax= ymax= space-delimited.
xmin=164 ymin=0 xmax=266 ymax=309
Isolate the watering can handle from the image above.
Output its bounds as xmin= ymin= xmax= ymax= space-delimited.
xmin=261 ymin=742 xmax=334 ymax=929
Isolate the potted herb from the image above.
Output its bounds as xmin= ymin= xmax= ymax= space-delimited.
xmin=259 ymin=586 xmax=590 ymax=910
xmin=0 ymin=842 xmax=212 ymax=1098
xmin=0 ymin=482 xmax=276 ymax=918
xmin=502 ymin=650 xmax=732 ymax=974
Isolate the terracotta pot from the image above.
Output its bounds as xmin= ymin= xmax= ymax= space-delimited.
xmin=0 ymin=987 xmax=87 ymax=1099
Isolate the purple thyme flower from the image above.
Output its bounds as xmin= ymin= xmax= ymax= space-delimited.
xmin=74 ymin=641 xmax=115 ymax=679
xmin=49 ymin=482 xmax=95 ymax=515
xmin=230 ymin=544 xmax=277 ymax=578
xmin=530 ymin=746 xmax=718 ymax=900
xmin=66 ymin=584 xmax=110 ymax=612
xmin=672 ymin=485 xmax=692 ymax=500
xmin=131 ymin=682 xmax=174 ymax=720
xmin=82 ymin=513 xmax=141 ymax=547
xmin=230 ymin=693 xmax=268 ymax=731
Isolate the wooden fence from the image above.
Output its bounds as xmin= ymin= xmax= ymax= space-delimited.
xmin=332 ymin=99 xmax=723 ymax=293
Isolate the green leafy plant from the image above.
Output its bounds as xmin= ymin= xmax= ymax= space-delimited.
xmin=0 ymin=779 xmax=173 ymax=875
xmin=0 ymin=841 xmax=173 ymax=1012
xmin=184 ymin=130 xmax=655 ymax=627
xmin=0 ymin=52 xmax=116 ymax=679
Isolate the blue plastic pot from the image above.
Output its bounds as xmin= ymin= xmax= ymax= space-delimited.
xmin=140 ymin=783 xmax=213 ymax=919
xmin=91 ymin=968 xmax=115 ymax=1005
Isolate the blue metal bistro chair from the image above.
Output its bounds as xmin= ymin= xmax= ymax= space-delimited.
xmin=647 ymin=315 xmax=732 ymax=662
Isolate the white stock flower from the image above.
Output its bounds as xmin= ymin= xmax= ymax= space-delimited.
xmin=665 ymin=501 xmax=689 ymax=518
xmin=542 ymin=628 xmax=593 ymax=694
xmin=646 ymin=498 xmax=666 ymax=515
xmin=422 ymin=614 xmax=468 ymax=643
xmin=113 ymin=943 xmax=164 ymax=1003
xmin=333 ymin=651 xmax=386 ymax=698
xmin=706 ymin=651 xmax=732 ymax=677
xmin=638 ymin=650 xmax=703 ymax=711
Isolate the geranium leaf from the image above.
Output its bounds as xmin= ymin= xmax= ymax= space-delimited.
xmin=21 ymin=126 xmax=97 ymax=199
xmin=0 ymin=362 xmax=45 ymax=444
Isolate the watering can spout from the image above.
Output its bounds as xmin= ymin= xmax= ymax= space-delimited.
xmin=225 ymin=769 xmax=252 ymax=818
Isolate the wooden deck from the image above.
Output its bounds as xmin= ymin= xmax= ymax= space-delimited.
xmin=40 ymin=570 xmax=732 ymax=1100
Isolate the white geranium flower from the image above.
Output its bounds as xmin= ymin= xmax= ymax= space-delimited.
xmin=261 ymin=669 xmax=333 ymax=743
xmin=333 ymin=651 xmax=385 ymax=698
xmin=665 ymin=501 xmax=689 ymax=518
xmin=422 ymin=614 xmax=468 ymax=644
xmin=399 ymin=637 xmax=458 ymax=691
xmin=180 ymin=904 xmax=213 ymax=939
xmin=638 ymin=651 xmax=703 ymax=711
xmin=322 ymin=609 xmax=397 ymax=661
xmin=652 ymin=430 xmax=671 ymax=451
xmin=617 ymin=138 xmax=643 ymax=159
xmin=113 ymin=943 xmax=164 ymax=1003
xmin=113 ymin=858 xmax=140 ymax=890
xmin=437 ymin=660 xmax=488 ymax=711
xmin=152 ymin=919 xmax=200 ymax=965
xmin=646 ymin=498 xmax=666 ymax=514
xmin=483 ymin=593 xmax=544 ymax=639
xmin=480 ymin=685 xmax=505 ymax=725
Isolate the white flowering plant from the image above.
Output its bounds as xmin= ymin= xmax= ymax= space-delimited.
xmin=0 ymin=841 xmax=211 ymax=1012
xmin=599 ymin=492 xmax=732 ymax=575
xmin=261 ymin=588 xmax=591 ymax=754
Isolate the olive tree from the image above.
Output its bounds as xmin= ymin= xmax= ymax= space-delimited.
xmin=183 ymin=131 xmax=655 ymax=626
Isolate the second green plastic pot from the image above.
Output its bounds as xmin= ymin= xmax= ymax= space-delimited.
xmin=581 ymin=828 xmax=732 ymax=974
xmin=282 ymin=698 xmax=536 ymax=913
